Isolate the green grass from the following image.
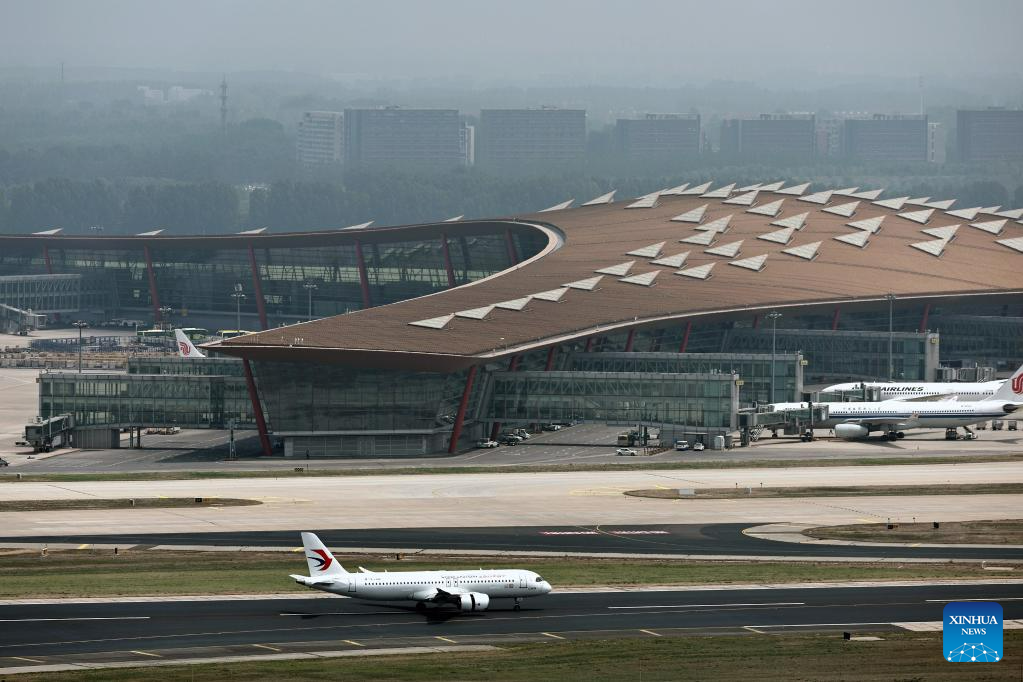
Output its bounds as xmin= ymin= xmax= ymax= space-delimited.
xmin=625 ymin=482 xmax=1023 ymax=499
xmin=12 ymin=632 xmax=1023 ymax=681
xmin=3 ymin=452 xmax=1021 ymax=483
xmin=0 ymin=549 xmax=1006 ymax=599
xmin=806 ymin=519 xmax=1023 ymax=545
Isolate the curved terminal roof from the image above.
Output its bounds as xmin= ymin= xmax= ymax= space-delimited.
xmin=215 ymin=183 xmax=1023 ymax=370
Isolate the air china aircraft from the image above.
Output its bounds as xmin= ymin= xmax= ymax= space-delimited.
xmin=822 ymin=376 xmax=1010 ymax=402
xmin=771 ymin=364 xmax=1023 ymax=441
xmin=174 ymin=329 xmax=206 ymax=358
xmin=291 ymin=532 xmax=552 ymax=612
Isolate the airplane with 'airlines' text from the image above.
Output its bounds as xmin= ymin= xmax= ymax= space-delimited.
xmin=770 ymin=363 xmax=1023 ymax=441
xmin=174 ymin=329 xmax=206 ymax=358
xmin=821 ymin=370 xmax=1018 ymax=402
xmin=290 ymin=532 xmax=552 ymax=612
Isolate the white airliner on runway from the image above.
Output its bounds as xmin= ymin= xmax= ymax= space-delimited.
xmin=174 ymin=329 xmax=206 ymax=358
xmin=290 ymin=532 xmax=552 ymax=612
xmin=771 ymin=364 xmax=1023 ymax=441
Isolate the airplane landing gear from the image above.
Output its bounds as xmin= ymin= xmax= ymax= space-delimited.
xmin=886 ymin=430 xmax=898 ymax=441
xmin=896 ymin=431 xmax=905 ymax=439
xmin=513 ymin=598 xmax=522 ymax=611
xmin=415 ymin=602 xmax=427 ymax=612
xmin=944 ymin=428 xmax=958 ymax=441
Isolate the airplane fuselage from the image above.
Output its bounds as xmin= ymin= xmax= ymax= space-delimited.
xmin=770 ymin=399 xmax=1015 ymax=431
xmin=298 ymin=568 xmax=549 ymax=602
xmin=823 ymin=381 xmax=1001 ymax=401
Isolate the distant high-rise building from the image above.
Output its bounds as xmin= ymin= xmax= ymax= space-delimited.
xmin=842 ymin=114 xmax=928 ymax=162
xmin=719 ymin=114 xmax=815 ymax=161
xmin=343 ymin=108 xmax=463 ymax=168
xmin=928 ymin=122 xmax=947 ymax=164
xmin=297 ymin=111 xmax=344 ymax=167
xmin=477 ymin=108 xmax=586 ymax=172
xmin=956 ymin=108 xmax=1023 ymax=161
xmin=615 ymin=114 xmax=700 ymax=161
xmin=460 ymin=124 xmax=476 ymax=166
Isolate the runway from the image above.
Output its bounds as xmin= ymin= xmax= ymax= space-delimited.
xmin=6 ymin=523 xmax=1023 ymax=560
xmin=1 ymin=582 xmax=1019 ymax=669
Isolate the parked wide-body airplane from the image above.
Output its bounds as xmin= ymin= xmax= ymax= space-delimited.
xmin=174 ymin=329 xmax=206 ymax=358
xmin=291 ymin=532 xmax=552 ymax=611
xmin=771 ymin=364 xmax=1023 ymax=441
xmin=821 ymin=374 xmax=1013 ymax=402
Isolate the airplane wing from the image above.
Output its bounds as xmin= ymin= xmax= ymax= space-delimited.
xmin=411 ymin=586 xmax=468 ymax=603
xmin=841 ymin=417 xmax=912 ymax=428
xmin=891 ymin=394 xmax=957 ymax=402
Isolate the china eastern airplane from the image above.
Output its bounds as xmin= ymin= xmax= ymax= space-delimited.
xmin=174 ymin=329 xmax=206 ymax=358
xmin=290 ymin=532 xmax=552 ymax=612
xmin=770 ymin=364 xmax=1023 ymax=441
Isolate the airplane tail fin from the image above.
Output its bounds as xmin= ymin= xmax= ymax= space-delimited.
xmin=993 ymin=363 xmax=1023 ymax=401
xmin=174 ymin=329 xmax=206 ymax=358
xmin=300 ymin=532 xmax=347 ymax=577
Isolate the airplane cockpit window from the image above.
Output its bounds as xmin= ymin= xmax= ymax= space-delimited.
xmin=535 ymin=576 xmax=543 ymax=582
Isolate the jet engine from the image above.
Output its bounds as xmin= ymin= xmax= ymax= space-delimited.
xmin=834 ymin=423 xmax=869 ymax=439
xmin=458 ymin=592 xmax=490 ymax=611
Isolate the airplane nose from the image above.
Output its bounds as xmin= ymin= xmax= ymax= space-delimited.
xmin=543 ymin=581 xmax=552 ymax=594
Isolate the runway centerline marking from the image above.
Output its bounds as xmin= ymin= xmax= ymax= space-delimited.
xmin=10 ymin=656 xmax=45 ymax=663
xmin=744 ymin=621 xmax=893 ymax=629
xmin=343 ymin=640 xmax=365 ymax=647
xmin=640 ymin=629 xmax=662 ymax=637
xmin=435 ymin=636 xmax=458 ymax=644
xmin=609 ymin=602 xmax=804 ymax=610
xmin=925 ymin=597 xmax=1023 ymax=603
xmin=131 ymin=650 xmax=162 ymax=658
xmin=0 ymin=617 xmax=150 ymax=623
xmin=542 ymin=632 xmax=564 ymax=640
xmin=251 ymin=643 xmax=282 ymax=652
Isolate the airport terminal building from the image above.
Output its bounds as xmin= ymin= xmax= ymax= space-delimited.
xmin=6 ymin=181 xmax=1023 ymax=456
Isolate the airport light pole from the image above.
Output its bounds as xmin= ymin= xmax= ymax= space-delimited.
xmin=886 ymin=293 xmax=897 ymax=380
xmin=231 ymin=284 xmax=246 ymax=331
xmin=303 ymin=281 xmax=318 ymax=321
xmin=158 ymin=305 xmax=172 ymax=330
xmin=767 ymin=311 xmax=782 ymax=403
xmin=72 ymin=320 xmax=88 ymax=373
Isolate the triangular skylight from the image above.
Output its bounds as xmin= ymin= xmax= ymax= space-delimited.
xmin=782 ymin=241 xmax=822 ymax=260
xmin=409 ymin=314 xmax=455 ymax=329
xmin=832 ymin=187 xmax=859 ymax=196
xmin=850 ymin=189 xmax=884 ymax=200
xmin=738 ymin=183 xmax=763 ymax=191
xmin=758 ymin=227 xmax=796 ymax=244
xmin=136 ymin=229 xmax=164 ymax=236
xmin=873 ymin=196 xmax=909 ymax=210
xmin=237 ymin=227 xmax=267 ymax=235
xmin=650 ymin=251 xmax=690 ymax=268
xmin=758 ymin=181 xmax=785 ymax=192
xmin=776 ymin=182 xmax=811 ymax=196
xmin=921 ymin=225 xmax=959 ymax=240
xmin=681 ymin=181 xmax=712 ymax=195
xmin=995 ymin=208 xmax=1023 ymax=220
xmin=341 ymin=221 xmax=374 ymax=230
xmin=979 ymin=206 xmax=1002 ymax=215
xmin=906 ymin=197 xmax=932 ymax=206
xmin=723 ymin=190 xmax=759 ymax=206
xmin=680 ymin=231 xmax=718 ymax=246
xmin=33 ymin=228 xmax=62 ymax=235
xmin=532 ymin=288 xmax=569 ymax=302
xmin=677 ymin=263 xmax=715 ymax=280
xmin=924 ymin=199 xmax=956 ymax=210
xmin=898 ymin=208 xmax=935 ymax=224
xmin=539 ymin=199 xmax=573 ymax=212
xmin=696 ymin=215 xmax=732 ymax=232
xmin=996 ymin=237 xmax=1023 ymax=253
xmin=626 ymin=241 xmax=666 ymax=258
xmin=969 ymin=219 xmax=1007 ymax=235
xmin=847 ymin=216 xmax=885 ymax=233
xmin=563 ymin=276 xmax=604 ymax=291
xmin=619 ymin=270 xmax=661 ymax=286
xmin=705 ymin=240 xmax=743 ymax=258
xmin=771 ymin=212 xmax=809 ymax=230
xmin=495 ymin=296 xmax=533 ymax=311
xmin=834 ymin=231 xmax=870 ymax=248
xmin=595 ymin=261 xmax=636 ymax=276
xmin=442 ymin=216 xmax=463 ymax=223
xmin=822 ymin=201 xmax=860 ymax=217
xmin=729 ymin=254 xmax=768 ymax=272
xmin=583 ymin=190 xmax=616 ymax=206
xmin=660 ymin=183 xmax=690 ymax=195
xmin=799 ymin=190 xmax=833 ymax=204
xmin=909 ymin=238 xmax=950 ymax=257
xmin=626 ymin=193 xmax=660 ymax=209
xmin=702 ymin=183 xmax=736 ymax=198
xmin=456 ymin=305 xmax=496 ymax=320
xmin=747 ymin=199 xmax=784 ymax=217
xmin=946 ymin=207 xmax=982 ymax=220
xmin=671 ymin=205 xmax=707 ymax=223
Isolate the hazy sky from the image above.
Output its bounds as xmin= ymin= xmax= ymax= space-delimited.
xmin=2 ymin=0 xmax=1021 ymax=85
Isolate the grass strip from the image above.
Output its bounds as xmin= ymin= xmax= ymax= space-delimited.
xmin=0 ymin=549 xmax=1007 ymax=599
xmin=0 ymin=498 xmax=259 ymax=512
xmin=625 ymin=483 xmax=1023 ymax=499
xmin=806 ymin=519 xmax=1023 ymax=545
xmin=3 ymin=453 xmax=1021 ymax=483
xmin=10 ymin=632 xmax=1023 ymax=681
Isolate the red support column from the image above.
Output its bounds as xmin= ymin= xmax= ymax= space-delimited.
xmin=584 ymin=337 xmax=594 ymax=353
xmin=624 ymin=329 xmax=636 ymax=352
xmin=248 ymin=245 xmax=268 ymax=330
xmin=490 ymin=355 xmax=518 ymax=441
xmin=448 ymin=365 xmax=478 ymax=454
xmin=918 ymin=303 xmax=931 ymax=333
xmin=504 ymin=228 xmax=519 ymax=266
xmin=441 ymin=233 xmax=456 ymax=287
xmin=354 ymin=240 xmax=372 ymax=309
xmin=143 ymin=245 xmax=162 ymax=321
xmin=544 ymin=346 xmax=557 ymax=371
xmin=752 ymin=314 xmax=760 ymax=329
xmin=831 ymin=307 xmax=841 ymax=331
xmin=678 ymin=320 xmax=692 ymax=353
xmin=242 ymin=359 xmax=273 ymax=457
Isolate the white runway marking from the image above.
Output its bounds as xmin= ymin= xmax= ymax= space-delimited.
xmin=0 ymin=616 xmax=150 ymax=622
xmin=609 ymin=602 xmax=804 ymax=610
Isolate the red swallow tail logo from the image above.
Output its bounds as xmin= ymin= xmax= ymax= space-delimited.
xmin=178 ymin=341 xmax=191 ymax=356
xmin=1013 ymin=373 xmax=1023 ymax=395
xmin=308 ymin=549 xmax=333 ymax=572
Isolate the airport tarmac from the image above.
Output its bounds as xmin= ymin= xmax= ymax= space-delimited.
xmin=2 ymin=462 xmax=1021 ymax=534
xmin=1 ymin=582 xmax=1019 ymax=669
